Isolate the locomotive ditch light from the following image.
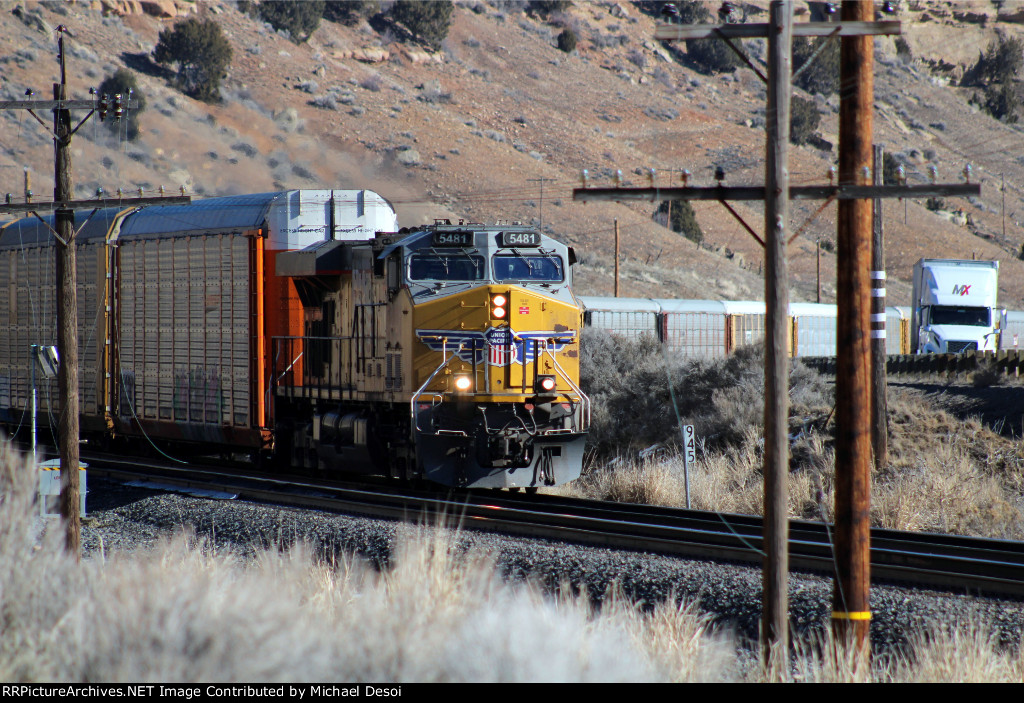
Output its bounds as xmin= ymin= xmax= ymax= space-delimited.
xmin=536 ymin=375 xmax=557 ymax=394
xmin=453 ymin=375 xmax=473 ymax=392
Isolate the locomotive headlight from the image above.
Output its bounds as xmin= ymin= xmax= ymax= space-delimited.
xmin=454 ymin=375 xmax=473 ymax=392
xmin=491 ymin=293 xmax=507 ymax=319
xmin=537 ymin=375 xmax=557 ymax=393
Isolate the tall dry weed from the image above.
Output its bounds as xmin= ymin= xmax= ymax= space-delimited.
xmin=3 ymin=438 xmax=1022 ymax=681
xmin=604 ymin=590 xmax=741 ymax=682
xmin=0 ymin=442 xmax=722 ymax=682
xmin=888 ymin=618 xmax=1024 ymax=683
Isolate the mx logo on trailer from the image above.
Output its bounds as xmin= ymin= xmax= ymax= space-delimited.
xmin=416 ymin=327 xmax=575 ymax=366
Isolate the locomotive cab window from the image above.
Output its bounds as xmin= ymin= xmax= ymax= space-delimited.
xmin=408 ymin=252 xmax=486 ymax=281
xmin=493 ymin=254 xmax=564 ymax=282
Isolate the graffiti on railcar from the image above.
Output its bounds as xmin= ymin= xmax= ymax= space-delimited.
xmin=0 ymin=374 xmax=10 ymax=421
xmin=118 ymin=370 xmax=136 ymax=421
xmin=172 ymin=366 xmax=225 ymax=425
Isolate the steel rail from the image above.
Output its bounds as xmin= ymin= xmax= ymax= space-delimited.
xmin=83 ymin=454 xmax=1024 ymax=599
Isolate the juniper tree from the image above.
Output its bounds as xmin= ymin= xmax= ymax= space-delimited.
xmin=153 ymin=18 xmax=233 ymax=103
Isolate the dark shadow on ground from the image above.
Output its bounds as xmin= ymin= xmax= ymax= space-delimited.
xmin=121 ymin=52 xmax=172 ymax=81
xmin=889 ymin=380 xmax=1024 ymax=438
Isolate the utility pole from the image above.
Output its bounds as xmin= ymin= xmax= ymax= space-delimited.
xmin=833 ymin=0 xmax=874 ymax=661
xmin=577 ymin=4 xmax=978 ymax=669
xmin=53 ymin=38 xmax=80 ymax=556
xmin=0 ymin=26 xmax=189 ymax=558
xmin=816 ymin=235 xmax=821 ymax=304
xmin=614 ymin=218 xmax=620 ymax=297
xmin=762 ymin=1 xmax=792 ymax=669
xmin=527 ymin=177 xmax=555 ymax=232
xmin=871 ymin=145 xmax=888 ymax=470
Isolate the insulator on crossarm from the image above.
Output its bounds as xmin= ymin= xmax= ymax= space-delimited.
xmin=614 ymin=170 xmax=622 ymax=187
xmin=180 ymin=185 xmax=186 ymax=196
xmin=681 ymin=169 xmax=690 ymax=187
xmin=138 ymin=186 xmax=144 ymax=197
xmin=98 ymin=94 xmax=108 ymax=121
xmin=117 ymin=187 xmax=123 ymax=197
xmin=896 ymin=164 xmax=906 ymax=185
xmin=861 ymin=165 xmax=871 ymax=183
xmin=714 ymin=165 xmax=725 ymax=183
xmin=581 ymin=169 xmax=589 ymax=188
xmin=4 ymin=194 xmax=11 ymax=205
xmin=96 ymin=187 xmax=104 ymax=197
xmin=648 ymin=168 xmax=656 ymax=186
xmin=928 ymin=165 xmax=938 ymax=183
xmin=114 ymin=94 xmax=123 ymax=121
xmin=159 ymin=185 xmax=165 ymax=196
xmin=828 ymin=165 xmax=836 ymax=185
xmin=963 ymin=164 xmax=972 ymax=183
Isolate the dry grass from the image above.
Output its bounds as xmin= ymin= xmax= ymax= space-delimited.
xmin=1 ymin=438 xmax=1021 ymax=682
xmin=576 ymin=341 xmax=1024 ymax=540
xmin=0 ymin=440 xmax=695 ymax=682
xmin=887 ymin=619 xmax=1024 ymax=683
xmin=568 ymin=398 xmax=1024 ymax=540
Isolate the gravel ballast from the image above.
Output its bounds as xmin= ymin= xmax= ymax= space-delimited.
xmin=76 ymin=477 xmax=1024 ymax=655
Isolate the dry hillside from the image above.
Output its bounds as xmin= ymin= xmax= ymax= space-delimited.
xmin=4 ymin=1 xmax=1024 ymax=307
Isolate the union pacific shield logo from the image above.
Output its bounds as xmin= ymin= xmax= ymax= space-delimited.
xmin=416 ymin=328 xmax=575 ymax=367
xmin=486 ymin=327 xmax=515 ymax=365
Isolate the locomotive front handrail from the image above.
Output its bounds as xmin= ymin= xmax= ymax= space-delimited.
xmin=411 ymin=338 xmax=466 ymax=433
xmin=535 ymin=338 xmax=591 ymax=431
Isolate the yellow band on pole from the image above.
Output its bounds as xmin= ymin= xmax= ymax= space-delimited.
xmin=831 ymin=611 xmax=872 ymax=621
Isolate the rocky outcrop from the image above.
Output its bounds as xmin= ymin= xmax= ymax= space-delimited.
xmin=99 ymin=0 xmax=191 ymax=18
xmin=332 ymin=47 xmax=390 ymax=63
xmin=139 ymin=1 xmax=184 ymax=19
xmin=403 ymin=48 xmax=442 ymax=65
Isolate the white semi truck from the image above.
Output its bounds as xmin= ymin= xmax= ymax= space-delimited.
xmin=911 ymin=258 xmax=1004 ymax=354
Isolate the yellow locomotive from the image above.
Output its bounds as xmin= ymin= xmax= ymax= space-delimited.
xmin=272 ymin=218 xmax=590 ymax=488
xmin=0 ymin=191 xmax=588 ymax=489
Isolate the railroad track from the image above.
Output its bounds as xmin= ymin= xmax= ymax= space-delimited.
xmin=84 ymin=454 xmax=1024 ymax=600
xmin=806 ymin=351 xmax=1024 ymax=377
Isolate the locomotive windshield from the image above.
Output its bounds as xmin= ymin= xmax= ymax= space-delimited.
xmin=409 ymin=252 xmax=486 ymax=281
xmin=493 ymin=254 xmax=564 ymax=282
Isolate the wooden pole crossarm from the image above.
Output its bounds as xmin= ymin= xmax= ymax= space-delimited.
xmin=789 ymin=193 xmax=838 ymax=244
xmin=0 ymin=195 xmax=192 ymax=214
xmin=26 ymin=109 xmax=50 ymax=132
xmin=655 ymin=20 xmax=901 ymax=41
xmin=73 ymin=207 xmax=100 ymax=239
xmin=30 ymin=210 xmax=67 ymax=246
xmin=69 ymin=110 xmax=96 ymax=138
xmin=718 ymin=198 xmax=764 ymax=246
xmin=572 ymin=183 xmax=980 ymax=202
xmin=791 ymin=27 xmax=842 ymax=86
xmin=714 ymin=27 xmax=767 ymax=83
xmin=0 ymin=99 xmax=139 ymax=110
